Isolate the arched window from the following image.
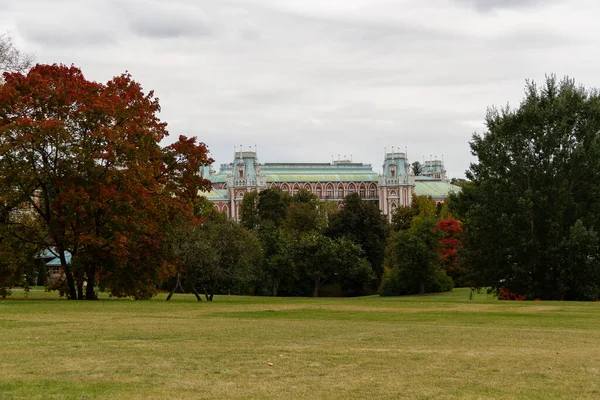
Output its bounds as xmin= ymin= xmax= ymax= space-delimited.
xmin=359 ymin=183 xmax=366 ymax=198
xmin=337 ymin=184 xmax=344 ymax=199
xmin=326 ymin=183 xmax=333 ymax=199
xmin=369 ymin=183 xmax=377 ymax=199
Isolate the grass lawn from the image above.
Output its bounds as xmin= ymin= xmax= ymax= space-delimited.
xmin=1 ymin=287 xmax=600 ymax=400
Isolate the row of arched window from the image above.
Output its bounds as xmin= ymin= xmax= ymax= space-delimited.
xmin=268 ymin=181 xmax=378 ymax=200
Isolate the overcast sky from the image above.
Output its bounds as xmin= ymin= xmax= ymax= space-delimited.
xmin=2 ymin=0 xmax=599 ymax=178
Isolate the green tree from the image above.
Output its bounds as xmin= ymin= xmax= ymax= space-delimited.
xmin=239 ymin=190 xmax=259 ymax=230
xmin=391 ymin=194 xmax=437 ymax=232
xmin=178 ymin=219 xmax=262 ymax=301
xmin=284 ymin=189 xmax=327 ymax=234
xmin=380 ymin=216 xmax=452 ymax=296
xmin=452 ymin=76 xmax=600 ymax=300
xmin=411 ymin=161 xmax=423 ymax=176
xmin=333 ymin=237 xmax=375 ymax=296
xmin=257 ymin=220 xmax=295 ymax=296
xmin=290 ymin=232 xmax=335 ymax=297
xmin=257 ymin=188 xmax=290 ymax=226
xmin=327 ymin=193 xmax=388 ymax=280
xmin=194 ymin=196 xmax=226 ymax=222
xmin=0 ymin=213 xmax=42 ymax=298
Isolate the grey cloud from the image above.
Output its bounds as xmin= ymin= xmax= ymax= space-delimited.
xmin=14 ymin=1 xmax=121 ymax=48
xmin=493 ymin=28 xmax=577 ymax=49
xmin=5 ymin=0 xmax=598 ymax=180
xmin=122 ymin=1 xmax=214 ymax=39
xmin=19 ymin=25 xmax=117 ymax=48
xmin=452 ymin=0 xmax=562 ymax=12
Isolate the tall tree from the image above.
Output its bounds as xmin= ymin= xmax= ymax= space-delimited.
xmin=453 ymin=75 xmax=600 ymax=300
xmin=327 ymin=193 xmax=388 ymax=279
xmin=290 ymin=232 xmax=335 ymax=297
xmin=257 ymin=188 xmax=290 ymax=226
xmin=284 ymin=189 xmax=327 ymax=234
xmin=258 ymin=220 xmax=295 ymax=296
xmin=180 ymin=219 xmax=262 ymax=301
xmin=411 ymin=161 xmax=423 ymax=176
xmin=0 ymin=64 xmax=212 ymax=300
xmin=239 ymin=190 xmax=259 ymax=230
xmin=380 ymin=216 xmax=452 ymax=296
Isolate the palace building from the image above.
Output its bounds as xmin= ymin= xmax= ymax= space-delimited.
xmin=201 ymin=148 xmax=460 ymax=222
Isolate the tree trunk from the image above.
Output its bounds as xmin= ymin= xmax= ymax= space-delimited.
xmin=59 ymin=249 xmax=77 ymax=300
xmin=37 ymin=263 xmax=46 ymax=286
xmin=191 ymin=285 xmax=203 ymax=301
xmin=85 ymin=265 xmax=96 ymax=300
xmin=419 ymin=280 xmax=425 ymax=295
xmin=313 ymin=278 xmax=320 ymax=297
xmin=166 ymin=273 xmax=184 ymax=301
xmin=272 ymin=280 xmax=278 ymax=297
xmin=77 ymin=281 xmax=84 ymax=300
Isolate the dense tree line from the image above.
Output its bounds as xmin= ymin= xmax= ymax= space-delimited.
xmin=452 ymin=76 xmax=600 ymax=300
xmin=12 ymin=56 xmax=600 ymax=301
xmin=0 ymin=57 xmax=460 ymax=300
xmin=3 ymin=59 xmax=453 ymax=300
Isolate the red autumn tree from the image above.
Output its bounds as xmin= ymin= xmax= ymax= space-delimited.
xmin=0 ymin=64 xmax=212 ymax=299
xmin=435 ymin=218 xmax=467 ymax=286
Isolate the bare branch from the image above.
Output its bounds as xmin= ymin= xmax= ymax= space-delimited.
xmin=0 ymin=32 xmax=34 ymax=75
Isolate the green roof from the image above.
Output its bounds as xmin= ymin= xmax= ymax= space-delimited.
xmin=264 ymin=173 xmax=378 ymax=183
xmin=263 ymin=164 xmax=377 ymax=183
xmin=46 ymin=251 xmax=72 ymax=266
xmin=208 ymin=163 xmax=378 ymax=184
xmin=209 ymin=174 xmax=228 ymax=183
xmin=200 ymin=188 xmax=229 ymax=201
xmin=414 ymin=181 xmax=461 ymax=199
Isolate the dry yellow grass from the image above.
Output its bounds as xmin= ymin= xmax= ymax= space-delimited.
xmin=1 ymin=288 xmax=600 ymax=399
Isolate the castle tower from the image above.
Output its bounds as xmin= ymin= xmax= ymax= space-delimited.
xmin=227 ymin=147 xmax=265 ymax=220
xmin=379 ymin=149 xmax=414 ymax=222
xmin=422 ymin=158 xmax=447 ymax=182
